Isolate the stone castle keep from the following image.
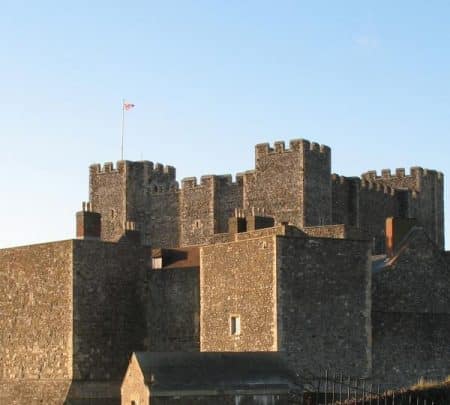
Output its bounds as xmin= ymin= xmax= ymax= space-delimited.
xmin=0 ymin=138 xmax=449 ymax=404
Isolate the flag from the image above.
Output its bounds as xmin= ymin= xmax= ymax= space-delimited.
xmin=123 ymin=102 xmax=135 ymax=111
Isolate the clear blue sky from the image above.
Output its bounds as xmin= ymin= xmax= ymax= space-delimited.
xmin=1 ymin=1 xmax=449 ymax=248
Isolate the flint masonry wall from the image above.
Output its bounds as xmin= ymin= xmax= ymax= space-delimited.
xmin=0 ymin=241 xmax=73 ymax=404
xmin=67 ymin=238 xmax=149 ymax=404
xmin=331 ymin=175 xmax=360 ymax=226
xmin=90 ymin=161 xmax=180 ymax=247
xmin=147 ymin=267 xmax=200 ymax=351
xmin=277 ymin=236 xmax=372 ymax=376
xmin=372 ymin=229 xmax=450 ymax=387
xmin=362 ymin=168 xmax=444 ymax=249
xmin=0 ymin=238 xmax=150 ymax=404
xmin=125 ymin=161 xmax=179 ymax=248
xmin=243 ymin=140 xmax=331 ymax=228
xmin=200 ymin=235 xmax=277 ymax=352
xmin=90 ymin=162 xmax=127 ymax=242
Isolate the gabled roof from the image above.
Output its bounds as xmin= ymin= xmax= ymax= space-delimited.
xmin=132 ymin=352 xmax=300 ymax=395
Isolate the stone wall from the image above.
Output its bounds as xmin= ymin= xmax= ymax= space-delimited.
xmin=179 ymin=177 xmax=215 ymax=246
xmin=372 ymin=312 xmax=450 ymax=388
xmin=362 ymin=168 xmax=445 ymax=249
xmin=277 ymin=236 xmax=372 ymax=376
xmin=243 ymin=140 xmax=331 ymax=228
xmin=120 ymin=355 xmax=149 ymax=405
xmin=303 ymin=224 xmax=368 ymax=240
xmin=371 ymin=228 xmax=450 ymax=387
xmin=124 ymin=161 xmax=179 ymax=247
xmin=0 ymin=381 xmax=71 ymax=405
xmin=200 ymin=236 xmax=277 ymax=351
xmin=90 ymin=162 xmax=127 ymax=242
xmin=214 ymin=175 xmax=244 ymax=234
xmin=147 ymin=267 xmax=200 ymax=351
xmin=0 ymin=241 xmax=73 ymax=403
xmin=71 ymin=239 xmax=149 ymax=383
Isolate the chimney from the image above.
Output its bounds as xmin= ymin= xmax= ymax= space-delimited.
xmin=228 ymin=208 xmax=247 ymax=234
xmin=123 ymin=221 xmax=141 ymax=244
xmin=76 ymin=202 xmax=101 ymax=240
xmin=385 ymin=217 xmax=417 ymax=257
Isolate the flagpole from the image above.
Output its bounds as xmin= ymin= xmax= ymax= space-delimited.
xmin=121 ymin=98 xmax=125 ymax=160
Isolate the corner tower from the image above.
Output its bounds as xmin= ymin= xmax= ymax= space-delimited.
xmin=89 ymin=160 xmax=179 ymax=246
xmin=243 ymin=139 xmax=332 ymax=228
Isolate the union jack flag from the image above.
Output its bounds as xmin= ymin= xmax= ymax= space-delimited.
xmin=123 ymin=102 xmax=135 ymax=111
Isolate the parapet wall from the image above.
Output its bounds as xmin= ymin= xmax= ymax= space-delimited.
xmin=255 ymin=139 xmax=330 ymax=160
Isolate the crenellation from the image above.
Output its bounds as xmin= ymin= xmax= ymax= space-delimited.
xmin=410 ymin=166 xmax=424 ymax=177
xmin=396 ymin=168 xmax=406 ymax=177
xmin=200 ymin=175 xmax=215 ymax=186
xmin=274 ymin=140 xmax=285 ymax=153
xmin=332 ymin=173 xmax=346 ymax=184
xmin=289 ymin=138 xmax=310 ymax=151
xmin=103 ymin=162 xmax=114 ymax=172
xmin=381 ymin=169 xmax=391 ymax=178
xmin=255 ymin=142 xmax=273 ymax=158
xmin=181 ymin=177 xmax=198 ymax=188
xmin=319 ymin=144 xmax=331 ymax=154
xmin=310 ymin=141 xmax=320 ymax=152
xmin=164 ymin=165 xmax=176 ymax=178
xmin=89 ymin=163 xmax=101 ymax=174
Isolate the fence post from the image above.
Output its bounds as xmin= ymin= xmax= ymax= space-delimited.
xmin=332 ymin=372 xmax=335 ymax=404
xmin=362 ymin=379 xmax=366 ymax=405
xmin=347 ymin=376 xmax=351 ymax=402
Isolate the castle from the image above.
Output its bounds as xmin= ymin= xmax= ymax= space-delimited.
xmin=0 ymin=138 xmax=449 ymax=404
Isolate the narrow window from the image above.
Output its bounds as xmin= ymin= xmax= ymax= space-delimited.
xmin=230 ymin=315 xmax=241 ymax=335
xmin=152 ymin=257 xmax=162 ymax=269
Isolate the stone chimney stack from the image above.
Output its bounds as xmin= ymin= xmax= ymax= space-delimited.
xmin=76 ymin=202 xmax=101 ymax=240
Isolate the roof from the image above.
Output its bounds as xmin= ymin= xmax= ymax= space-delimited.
xmin=132 ymin=352 xmax=300 ymax=395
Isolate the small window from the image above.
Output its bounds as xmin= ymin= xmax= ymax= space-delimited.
xmin=131 ymin=401 xmax=137 ymax=405
xmin=110 ymin=209 xmax=116 ymax=219
xmin=152 ymin=257 xmax=162 ymax=269
xmin=230 ymin=315 xmax=241 ymax=335
xmin=194 ymin=220 xmax=201 ymax=229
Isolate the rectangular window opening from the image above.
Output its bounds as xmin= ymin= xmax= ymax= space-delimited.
xmin=230 ymin=315 xmax=241 ymax=335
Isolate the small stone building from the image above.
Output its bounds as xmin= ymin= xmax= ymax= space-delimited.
xmin=121 ymin=352 xmax=301 ymax=405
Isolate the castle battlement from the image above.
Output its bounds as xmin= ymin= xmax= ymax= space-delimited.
xmin=360 ymin=180 xmax=395 ymax=195
xmin=90 ymin=160 xmax=176 ymax=179
xmin=361 ymin=166 xmax=442 ymax=181
xmin=180 ymin=174 xmax=243 ymax=190
xmin=255 ymin=138 xmax=330 ymax=159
